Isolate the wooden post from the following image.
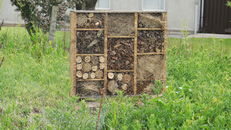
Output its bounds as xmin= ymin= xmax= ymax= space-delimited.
xmin=134 ymin=13 xmax=138 ymax=95
xmin=70 ymin=12 xmax=77 ymax=96
xmin=49 ymin=6 xmax=58 ymax=48
xmin=103 ymin=13 xmax=108 ymax=96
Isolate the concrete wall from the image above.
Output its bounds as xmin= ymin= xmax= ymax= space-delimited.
xmin=166 ymin=0 xmax=196 ymax=34
xmin=107 ymin=0 xmax=199 ymax=34
xmin=0 ymin=0 xmax=201 ymax=34
xmin=0 ymin=0 xmax=24 ymax=24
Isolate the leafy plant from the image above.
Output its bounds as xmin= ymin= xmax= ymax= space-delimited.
xmin=10 ymin=0 xmax=98 ymax=35
xmin=227 ymin=1 xmax=231 ymax=7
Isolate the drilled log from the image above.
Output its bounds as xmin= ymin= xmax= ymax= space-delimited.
xmin=108 ymin=73 xmax=114 ymax=79
xmin=90 ymin=72 xmax=96 ymax=79
xmin=76 ymin=71 xmax=83 ymax=78
xmin=99 ymin=56 xmax=105 ymax=63
xmin=84 ymin=56 xmax=91 ymax=63
xmin=77 ymin=64 xmax=83 ymax=70
xmin=83 ymin=73 xmax=89 ymax=79
xmin=117 ymin=73 xmax=123 ymax=81
xmin=76 ymin=56 xmax=82 ymax=63
xmin=92 ymin=66 xmax=98 ymax=72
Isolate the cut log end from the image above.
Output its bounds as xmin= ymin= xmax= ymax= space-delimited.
xmin=99 ymin=56 xmax=105 ymax=63
xmin=90 ymin=72 xmax=96 ymax=79
xmin=76 ymin=56 xmax=82 ymax=63
xmin=117 ymin=73 xmax=123 ymax=81
xmin=76 ymin=71 xmax=83 ymax=78
xmin=76 ymin=64 xmax=83 ymax=70
xmin=83 ymin=73 xmax=89 ymax=79
xmin=84 ymin=56 xmax=91 ymax=63
xmin=108 ymin=72 xmax=114 ymax=79
xmin=92 ymin=66 xmax=98 ymax=71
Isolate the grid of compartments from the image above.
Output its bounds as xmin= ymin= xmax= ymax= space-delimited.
xmin=70 ymin=11 xmax=167 ymax=97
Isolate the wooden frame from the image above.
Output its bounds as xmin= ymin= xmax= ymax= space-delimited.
xmin=70 ymin=11 xmax=167 ymax=97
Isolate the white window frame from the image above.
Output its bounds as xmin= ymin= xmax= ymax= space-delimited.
xmin=142 ymin=0 xmax=166 ymax=11
xmin=95 ymin=0 xmax=111 ymax=10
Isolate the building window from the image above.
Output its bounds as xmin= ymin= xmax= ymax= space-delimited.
xmin=95 ymin=0 xmax=110 ymax=10
xmin=142 ymin=0 xmax=166 ymax=11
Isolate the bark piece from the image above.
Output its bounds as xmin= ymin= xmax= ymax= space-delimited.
xmin=76 ymin=71 xmax=83 ymax=78
xmin=122 ymin=74 xmax=132 ymax=84
xmin=108 ymin=73 xmax=114 ymax=79
xmin=77 ymin=64 xmax=83 ymax=70
xmin=83 ymin=73 xmax=89 ymax=79
xmin=108 ymin=80 xmax=118 ymax=95
xmin=83 ymin=63 xmax=92 ymax=72
xmin=95 ymin=70 xmax=104 ymax=79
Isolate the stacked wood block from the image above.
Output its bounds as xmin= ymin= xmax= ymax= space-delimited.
xmin=70 ymin=11 xmax=167 ymax=97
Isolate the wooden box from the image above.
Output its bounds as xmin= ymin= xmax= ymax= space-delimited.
xmin=70 ymin=11 xmax=167 ymax=97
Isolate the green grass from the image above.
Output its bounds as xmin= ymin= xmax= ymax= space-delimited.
xmin=0 ymin=27 xmax=231 ymax=129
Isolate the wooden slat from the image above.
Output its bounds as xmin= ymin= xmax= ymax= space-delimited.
xmin=103 ymin=13 xmax=108 ymax=96
xmin=76 ymin=54 xmax=104 ymax=56
xmin=70 ymin=12 xmax=77 ymax=96
xmin=137 ymin=52 xmax=165 ymax=55
xmin=76 ymin=28 xmax=104 ymax=31
xmin=134 ymin=13 xmax=138 ymax=95
xmin=162 ymin=12 xmax=168 ymax=93
xmin=137 ymin=28 xmax=163 ymax=31
xmin=73 ymin=10 xmax=167 ymax=13
xmin=107 ymin=36 xmax=135 ymax=38
xmin=107 ymin=70 xmax=134 ymax=73
xmin=77 ymin=79 xmax=104 ymax=82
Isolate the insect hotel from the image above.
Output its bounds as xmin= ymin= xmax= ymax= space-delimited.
xmin=70 ymin=11 xmax=167 ymax=97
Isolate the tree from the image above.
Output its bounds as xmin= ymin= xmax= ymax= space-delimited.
xmin=227 ymin=1 xmax=231 ymax=7
xmin=10 ymin=0 xmax=97 ymax=35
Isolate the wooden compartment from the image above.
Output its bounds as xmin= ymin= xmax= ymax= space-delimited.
xmin=76 ymin=56 xmax=105 ymax=80
xmin=107 ymin=38 xmax=134 ymax=70
xmin=77 ymin=31 xmax=104 ymax=54
xmin=108 ymin=13 xmax=135 ymax=36
xmin=137 ymin=55 xmax=165 ymax=80
xmin=77 ymin=13 xmax=105 ymax=28
xmin=138 ymin=13 xmax=164 ymax=28
xmin=70 ymin=11 xmax=167 ymax=97
xmin=107 ymin=72 xmax=134 ymax=95
xmin=77 ymin=81 xmax=104 ymax=96
xmin=138 ymin=30 xmax=164 ymax=53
